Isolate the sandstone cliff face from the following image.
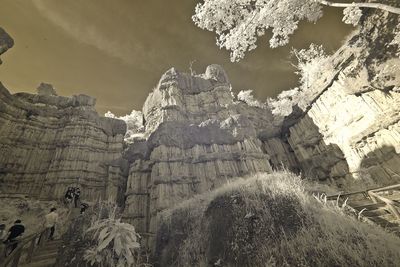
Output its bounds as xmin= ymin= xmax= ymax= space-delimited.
xmin=1 ymin=8 xmax=400 ymax=250
xmin=0 ymin=27 xmax=14 ymax=65
xmin=123 ymin=65 xmax=275 ymax=240
xmin=265 ymin=9 xmax=400 ymax=190
xmin=0 ymin=83 xmax=128 ymax=202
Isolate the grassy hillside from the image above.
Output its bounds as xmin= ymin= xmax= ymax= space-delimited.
xmin=155 ymin=171 xmax=400 ymax=267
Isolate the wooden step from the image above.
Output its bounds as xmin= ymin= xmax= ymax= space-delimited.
xmin=368 ymin=216 xmax=400 ymax=228
xmin=20 ymin=258 xmax=57 ymax=267
xmin=31 ymin=251 xmax=59 ymax=262
xmin=352 ymin=202 xmax=387 ymax=210
xmin=42 ymin=241 xmax=63 ymax=247
xmin=362 ymin=208 xmax=391 ymax=217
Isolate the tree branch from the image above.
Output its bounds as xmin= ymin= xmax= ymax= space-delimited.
xmin=316 ymin=0 xmax=400 ymax=15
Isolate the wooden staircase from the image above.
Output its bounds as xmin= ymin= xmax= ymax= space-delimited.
xmin=19 ymin=239 xmax=63 ymax=267
xmin=327 ymin=184 xmax=400 ymax=235
xmin=0 ymin=207 xmax=82 ymax=267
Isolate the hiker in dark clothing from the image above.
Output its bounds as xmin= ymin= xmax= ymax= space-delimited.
xmin=4 ymin=220 xmax=25 ymax=255
xmin=0 ymin=224 xmax=6 ymax=241
xmin=64 ymin=187 xmax=74 ymax=205
xmin=80 ymin=203 xmax=89 ymax=214
xmin=74 ymin=187 xmax=81 ymax=208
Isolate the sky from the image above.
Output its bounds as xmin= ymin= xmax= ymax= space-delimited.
xmin=0 ymin=0 xmax=352 ymax=115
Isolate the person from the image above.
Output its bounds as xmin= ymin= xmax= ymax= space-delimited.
xmin=74 ymin=187 xmax=81 ymax=208
xmin=80 ymin=203 xmax=89 ymax=214
xmin=4 ymin=220 xmax=25 ymax=255
xmin=64 ymin=187 xmax=74 ymax=205
xmin=44 ymin=208 xmax=59 ymax=240
xmin=0 ymin=224 xmax=6 ymax=260
xmin=0 ymin=224 xmax=6 ymax=241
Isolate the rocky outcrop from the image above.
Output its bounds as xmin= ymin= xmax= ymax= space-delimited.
xmin=0 ymin=83 xmax=127 ymax=202
xmin=37 ymin=83 xmax=58 ymax=96
xmin=0 ymin=27 xmax=14 ymax=64
xmin=266 ymin=8 xmax=400 ymax=190
xmin=123 ymin=65 xmax=274 ymax=241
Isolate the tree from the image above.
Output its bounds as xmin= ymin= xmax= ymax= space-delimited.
xmin=105 ymin=110 xmax=145 ymax=143
xmin=237 ymin=89 xmax=266 ymax=108
xmin=192 ymin=0 xmax=400 ymax=62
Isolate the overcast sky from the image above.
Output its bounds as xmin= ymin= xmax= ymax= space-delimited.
xmin=0 ymin=0 xmax=352 ymax=115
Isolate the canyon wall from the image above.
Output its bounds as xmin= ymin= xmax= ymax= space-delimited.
xmin=122 ymin=65 xmax=274 ymax=242
xmin=1 ymin=6 xmax=400 ymax=247
xmin=0 ymin=83 xmax=128 ymax=202
xmin=0 ymin=27 xmax=14 ymax=65
xmin=265 ymin=9 xmax=400 ymax=190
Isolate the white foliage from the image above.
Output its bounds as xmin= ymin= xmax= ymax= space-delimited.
xmin=104 ymin=111 xmax=116 ymax=118
xmin=268 ymin=87 xmax=300 ymax=117
xmin=391 ymin=24 xmax=400 ymax=56
xmin=292 ymin=44 xmax=330 ymax=91
xmin=105 ymin=110 xmax=145 ymax=142
xmin=268 ymin=44 xmax=334 ymax=117
xmin=192 ymin=0 xmax=323 ymax=62
xmin=342 ymin=6 xmax=362 ymax=26
xmin=237 ymin=90 xmax=266 ymax=108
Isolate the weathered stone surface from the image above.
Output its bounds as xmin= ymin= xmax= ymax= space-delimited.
xmin=1 ymin=8 xmax=400 ymax=253
xmin=265 ymin=9 xmax=400 ymax=189
xmin=123 ymin=66 xmax=273 ymax=237
xmin=0 ymin=27 xmax=13 ymax=65
xmin=37 ymin=83 xmax=58 ymax=96
xmin=0 ymin=82 xmax=127 ymax=202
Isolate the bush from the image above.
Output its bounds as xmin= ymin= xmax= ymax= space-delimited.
xmin=56 ymin=202 xmax=148 ymax=267
xmin=156 ymin=171 xmax=400 ymax=267
xmin=84 ymin=203 xmax=141 ymax=267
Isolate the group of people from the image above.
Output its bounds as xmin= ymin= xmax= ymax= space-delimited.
xmin=0 ymin=208 xmax=59 ymax=257
xmin=65 ymin=187 xmax=81 ymax=208
xmin=1 ymin=186 xmax=89 ymax=258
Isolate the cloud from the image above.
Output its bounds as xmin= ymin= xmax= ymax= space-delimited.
xmin=31 ymin=0 xmax=160 ymax=70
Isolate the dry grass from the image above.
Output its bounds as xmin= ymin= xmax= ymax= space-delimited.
xmin=156 ymin=171 xmax=400 ymax=267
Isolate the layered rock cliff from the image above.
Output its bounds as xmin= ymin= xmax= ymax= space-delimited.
xmin=266 ymin=8 xmax=400 ymax=190
xmin=1 ymin=6 xmax=400 ymax=251
xmin=0 ymin=83 xmax=128 ymax=202
xmin=123 ymin=65 xmax=275 ymax=240
xmin=0 ymin=27 xmax=14 ymax=65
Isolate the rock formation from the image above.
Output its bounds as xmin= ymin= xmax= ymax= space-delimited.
xmin=0 ymin=27 xmax=14 ymax=64
xmin=264 ymin=9 xmax=400 ymax=190
xmin=0 ymin=83 xmax=128 ymax=202
xmin=122 ymin=65 xmax=274 ymax=241
xmin=37 ymin=82 xmax=58 ymax=96
xmin=0 ymin=7 xmax=400 ymax=251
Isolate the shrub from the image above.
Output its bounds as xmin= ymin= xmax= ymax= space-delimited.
xmin=84 ymin=204 xmax=141 ymax=267
xmin=156 ymin=171 xmax=400 ymax=267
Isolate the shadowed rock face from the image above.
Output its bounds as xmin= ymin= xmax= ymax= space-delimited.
xmin=0 ymin=27 xmax=14 ymax=64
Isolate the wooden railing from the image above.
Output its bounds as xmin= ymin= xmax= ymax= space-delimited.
xmin=326 ymin=184 xmax=400 ymax=220
xmin=368 ymin=184 xmax=400 ymax=220
xmin=0 ymin=228 xmax=49 ymax=267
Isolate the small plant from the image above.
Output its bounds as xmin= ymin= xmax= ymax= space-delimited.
xmin=84 ymin=204 xmax=141 ymax=267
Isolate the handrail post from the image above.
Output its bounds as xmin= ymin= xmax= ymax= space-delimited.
xmin=26 ymin=236 xmax=36 ymax=263
xmin=367 ymin=191 xmax=378 ymax=203
xmin=369 ymin=191 xmax=400 ymax=220
xmin=0 ymin=244 xmax=6 ymax=265
xmin=388 ymin=204 xmax=400 ymax=220
xmin=10 ymin=247 xmax=22 ymax=267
